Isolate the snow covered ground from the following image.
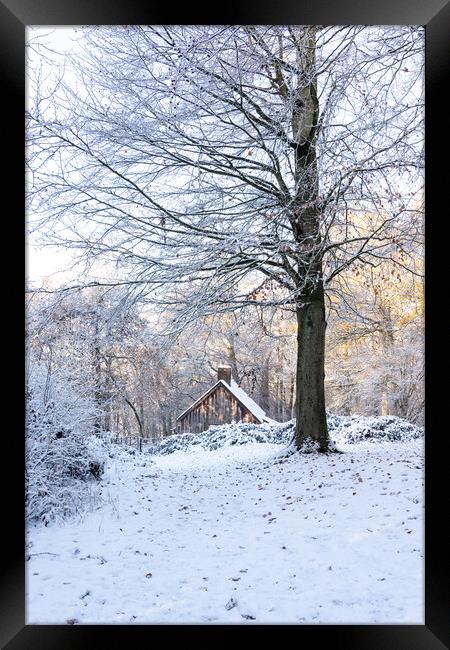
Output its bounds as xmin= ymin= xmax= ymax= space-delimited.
xmin=26 ymin=425 xmax=424 ymax=624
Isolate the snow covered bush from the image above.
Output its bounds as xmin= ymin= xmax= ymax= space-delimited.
xmin=146 ymin=421 xmax=289 ymax=456
xmin=327 ymin=413 xmax=424 ymax=445
xmin=147 ymin=413 xmax=423 ymax=456
xmin=26 ymin=358 xmax=110 ymax=525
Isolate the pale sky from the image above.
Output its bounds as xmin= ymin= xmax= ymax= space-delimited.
xmin=27 ymin=27 xmax=103 ymax=288
xmin=26 ymin=241 xmax=80 ymax=288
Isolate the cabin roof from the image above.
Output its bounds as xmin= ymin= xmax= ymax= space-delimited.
xmin=176 ymin=379 xmax=273 ymax=424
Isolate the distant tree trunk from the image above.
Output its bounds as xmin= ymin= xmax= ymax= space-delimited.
xmin=260 ymin=356 xmax=271 ymax=415
xmin=275 ymin=378 xmax=282 ymax=421
xmin=289 ymin=375 xmax=295 ymax=420
xmin=92 ymin=310 xmax=103 ymax=433
xmin=125 ymin=397 xmax=144 ymax=437
xmin=104 ymin=356 xmax=113 ymax=432
xmin=380 ymin=309 xmax=395 ymax=415
xmin=280 ymin=379 xmax=287 ymax=422
xmin=93 ymin=343 xmax=102 ymax=433
xmin=226 ymin=332 xmax=239 ymax=382
xmin=139 ymin=398 xmax=145 ymax=437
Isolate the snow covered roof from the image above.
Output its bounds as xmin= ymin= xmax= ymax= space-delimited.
xmin=176 ymin=378 xmax=275 ymax=424
xmin=228 ymin=380 xmax=270 ymax=423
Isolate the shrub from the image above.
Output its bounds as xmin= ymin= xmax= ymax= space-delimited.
xmin=26 ymin=360 xmax=109 ymax=525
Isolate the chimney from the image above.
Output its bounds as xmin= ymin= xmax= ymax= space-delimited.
xmin=217 ymin=365 xmax=232 ymax=385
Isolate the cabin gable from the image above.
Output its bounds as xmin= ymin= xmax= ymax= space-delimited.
xmin=176 ymin=377 xmax=262 ymax=434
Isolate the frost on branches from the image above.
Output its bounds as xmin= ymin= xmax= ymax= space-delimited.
xmin=26 ymin=358 xmax=109 ymax=525
xmin=26 ymin=26 xmax=424 ymax=453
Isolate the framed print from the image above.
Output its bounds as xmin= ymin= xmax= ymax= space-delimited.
xmin=2 ymin=0 xmax=448 ymax=647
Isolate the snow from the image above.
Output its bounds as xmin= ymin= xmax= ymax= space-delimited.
xmin=228 ymin=380 xmax=274 ymax=424
xmin=147 ymin=413 xmax=423 ymax=456
xmin=26 ymin=419 xmax=424 ymax=624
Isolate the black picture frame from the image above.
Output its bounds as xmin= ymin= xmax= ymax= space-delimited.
xmin=3 ymin=0 xmax=448 ymax=647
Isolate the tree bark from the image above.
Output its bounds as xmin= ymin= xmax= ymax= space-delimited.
xmin=295 ymin=283 xmax=330 ymax=451
xmin=289 ymin=27 xmax=330 ymax=452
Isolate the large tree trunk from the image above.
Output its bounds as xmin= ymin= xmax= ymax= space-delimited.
xmin=295 ymin=283 xmax=330 ymax=451
xmin=291 ymin=26 xmax=330 ymax=452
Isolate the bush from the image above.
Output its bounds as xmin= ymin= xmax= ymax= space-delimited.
xmin=146 ymin=412 xmax=424 ymax=456
xmin=26 ymin=360 xmax=109 ymax=525
xmin=327 ymin=413 xmax=424 ymax=445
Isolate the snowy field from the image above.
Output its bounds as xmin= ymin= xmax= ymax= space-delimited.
xmin=26 ymin=423 xmax=424 ymax=624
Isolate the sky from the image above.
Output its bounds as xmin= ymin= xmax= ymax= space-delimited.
xmin=26 ymin=27 xmax=86 ymax=288
xmin=26 ymin=243 xmax=75 ymax=287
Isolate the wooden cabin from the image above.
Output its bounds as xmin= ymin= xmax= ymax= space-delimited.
xmin=176 ymin=365 xmax=272 ymax=434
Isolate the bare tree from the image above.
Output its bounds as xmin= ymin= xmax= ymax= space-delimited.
xmin=27 ymin=25 xmax=424 ymax=452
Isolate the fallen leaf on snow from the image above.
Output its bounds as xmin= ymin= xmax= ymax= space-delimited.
xmin=225 ymin=597 xmax=238 ymax=610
